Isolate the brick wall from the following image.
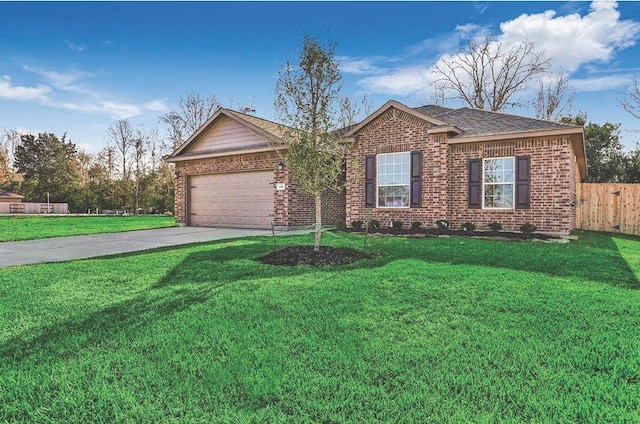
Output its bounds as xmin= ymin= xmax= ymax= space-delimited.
xmin=448 ymin=137 xmax=577 ymax=234
xmin=346 ymin=108 xmax=449 ymax=229
xmin=345 ymin=107 xmax=578 ymax=235
xmin=174 ymin=151 xmax=345 ymax=229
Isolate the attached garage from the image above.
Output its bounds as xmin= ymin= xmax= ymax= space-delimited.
xmin=188 ymin=171 xmax=274 ymax=228
xmin=167 ymin=107 xmax=345 ymax=230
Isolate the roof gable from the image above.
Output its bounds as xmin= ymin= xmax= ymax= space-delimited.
xmin=346 ymin=100 xmax=460 ymax=136
xmin=168 ymin=108 xmax=285 ymax=160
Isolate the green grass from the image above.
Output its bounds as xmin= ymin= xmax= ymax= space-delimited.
xmin=0 ymin=215 xmax=176 ymax=242
xmin=0 ymin=230 xmax=639 ymax=422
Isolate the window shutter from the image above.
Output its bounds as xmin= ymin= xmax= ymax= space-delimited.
xmin=468 ymin=159 xmax=481 ymax=209
xmin=365 ymin=155 xmax=375 ymax=208
xmin=515 ymin=156 xmax=531 ymax=209
xmin=410 ymin=151 xmax=422 ymax=208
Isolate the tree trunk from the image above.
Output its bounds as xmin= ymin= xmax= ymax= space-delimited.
xmin=314 ymin=192 xmax=322 ymax=252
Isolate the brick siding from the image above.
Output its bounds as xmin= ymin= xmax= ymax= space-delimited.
xmin=174 ymin=151 xmax=345 ymax=229
xmin=448 ymin=138 xmax=577 ymax=234
xmin=346 ymin=108 xmax=449 ymax=229
xmin=346 ymin=108 xmax=578 ymax=235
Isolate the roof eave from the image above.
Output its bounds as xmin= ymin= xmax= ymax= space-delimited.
xmin=346 ymin=100 xmax=450 ymax=136
xmin=447 ymin=127 xmax=583 ymax=144
xmin=427 ymin=126 xmax=462 ymax=136
xmin=166 ymin=144 xmax=285 ymax=163
xmin=168 ymin=108 xmax=284 ymax=159
xmin=448 ymin=126 xmax=587 ymax=178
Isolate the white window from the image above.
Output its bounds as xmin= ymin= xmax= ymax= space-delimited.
xmin=483 ymin=157 xmax=515 ymax=209
xmin=377 ymin=152 xmax=410 ymax=207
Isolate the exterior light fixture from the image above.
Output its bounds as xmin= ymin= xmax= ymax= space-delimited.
xmin=173 ymin=170 xmax=180 ymax=179
xmin=277 ymin=161 xmax=285 ymax=171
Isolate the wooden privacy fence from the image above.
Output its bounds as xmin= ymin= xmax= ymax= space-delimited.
xmin=576 ymin=183 xmax=640 ymax=236
xmin=0 ymin=202 xmax=69 ymax=214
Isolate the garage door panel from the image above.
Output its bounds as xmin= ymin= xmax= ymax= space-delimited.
xmin=189 ymin=171 xmax=274 ymax=229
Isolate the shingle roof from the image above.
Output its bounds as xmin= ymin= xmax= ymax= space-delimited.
xmin=413 ymin=105 xmax=454 ymax=117
xmin=413 ymin=106 xmax=579 ymax=137
xmin=0 ymin=190 xmax=23 ymax=198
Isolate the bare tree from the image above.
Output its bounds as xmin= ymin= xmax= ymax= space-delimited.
xmin=132 ymin=128 xmax=149 ymax=212
xmin=0 ymin=129 xmax=20 ymax=173
xmin=534 ymin=73 xmax=574 ymax=121
xmin=107 ymin=119 xmax=134 ymax=207
xmin=160 ymin=92 xmax=221 ymax=150
xmin=433 ymin=36 xmax=550 ymax=111
xmin=622 ymin=77 xmax=640 ymax=120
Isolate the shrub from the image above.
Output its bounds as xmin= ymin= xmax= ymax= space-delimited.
xmin=461 ymin=222 xmax=476 ymax=232
xmin=391 ymin=220 xmax=403 ymax=231
xmin=351 ymin=220 xmax=363 ymax=231
xmin=411 ymin=221 xmax=423 ymax=230
xmin=520 ymin=223 xmax=537 ymax=235
xmin=435 ymin=220 xmax=449 ymax=230
xmin=488 ymin=221 xmax=503 ymax=232
xmin=367 ymin=219 xmax=380 ymax=230
xmin=334 ymin=220 xmax=347 ymax=231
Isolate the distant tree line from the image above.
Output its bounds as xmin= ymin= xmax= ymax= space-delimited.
xmin=2 ymin=34 xmax=640 ymax=214
xmin=0 ymin=92 xmax=243 ymax=213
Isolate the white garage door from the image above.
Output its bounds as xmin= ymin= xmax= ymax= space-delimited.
xmin=189 ymin=171 xmax=274 ymax=229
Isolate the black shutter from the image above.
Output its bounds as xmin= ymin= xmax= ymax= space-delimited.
xmin=410 ymin=151 xmax=422 ymax=208
xmin=365 ymin=155 xmax=375 ymax=208
xmin=468 ymin=159 xmax=482 ymax=209
xmin=515 ymin=156 xmax=531 ymax=209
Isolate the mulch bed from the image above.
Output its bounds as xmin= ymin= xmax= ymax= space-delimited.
xmin=257 ymin=246 xmax=373 ymax=267
xmin=350 ymin=228 xmax=561 ymax=241
xmin=258 ymin=229 xmax=564 ymax=267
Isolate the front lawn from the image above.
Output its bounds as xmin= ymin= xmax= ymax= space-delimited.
xmin=0 ymin=231 xmax=638 ymax=422
xmin=0 ymin=215 xmax=176 ymax=242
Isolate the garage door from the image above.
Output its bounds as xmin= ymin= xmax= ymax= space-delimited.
xmin=188 ymin=171 xmax=274 ymax=228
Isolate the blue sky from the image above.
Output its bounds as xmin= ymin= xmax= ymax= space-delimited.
xmin=1 ymin=1 xmax=640 ymax=153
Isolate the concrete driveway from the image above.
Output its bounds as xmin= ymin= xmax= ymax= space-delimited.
xmin=0 ymin=226 xmax=302 ymax=268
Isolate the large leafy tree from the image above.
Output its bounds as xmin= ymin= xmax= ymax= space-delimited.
xmin=561 ymin=116 xmax=627 ymax=182
xmin=275 ymin=34 xmax=350 ymax=251
xmin=623 ymin=144 xmax=640 ymax=183
xmin=14 ymin=132 xmax=81 ymax=206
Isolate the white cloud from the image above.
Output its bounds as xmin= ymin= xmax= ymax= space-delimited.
xmin=63 ymin=39 xmax=86 ymax=52
xmin=570 ymin=74 xmax=632 ymax=92
xmin=359 ymin=66 xmax=435 ymax=97
xmin=498 ymin=1 xmax=640 ymax=72
xmin=144 ymin=100 xmax=169 ymax=112
xmin=22 ymin=65 xmax=94 ymax=94
xmin=350 ymin=1 xmax=640 ymax=100
xmin=0 ymin=75 xmax=51 ymax=101
xmin=20 ymin=65 xmax=168 ymax=119
xmin=55 ymin=99 xmax=168 ymax=120
xmin=337 ymin=56 xmax=382 ymax=75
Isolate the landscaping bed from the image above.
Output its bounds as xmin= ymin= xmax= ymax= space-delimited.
xmin=347 ymin=227 xmax=562 ymax=241
xmin=258 ymin=245 xmax=373 ymax=266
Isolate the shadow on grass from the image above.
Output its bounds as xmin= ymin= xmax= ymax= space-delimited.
xmin=358 ymin=230 xmax=640 ymax=289
xmin=0 ymin=238 xmax=371 ymax=364
xmin=2 ymin=231 xmax=637 ymax=364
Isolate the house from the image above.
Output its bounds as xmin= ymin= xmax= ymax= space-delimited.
xmin=0 ymin=190 xmax=24 ymax=203
xmin=166 ymin=108 xmax=345 ymax=229
xmin=344 ymin=100 xmax=586 ymax=234
xmin=168 ymin=100 xmax=586 ymax=235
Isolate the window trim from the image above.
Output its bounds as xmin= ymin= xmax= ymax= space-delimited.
xmin=376 ymin=151 xmax=411 ymax=209
xmin=482 ymin=156 xmax=516 ymax=210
